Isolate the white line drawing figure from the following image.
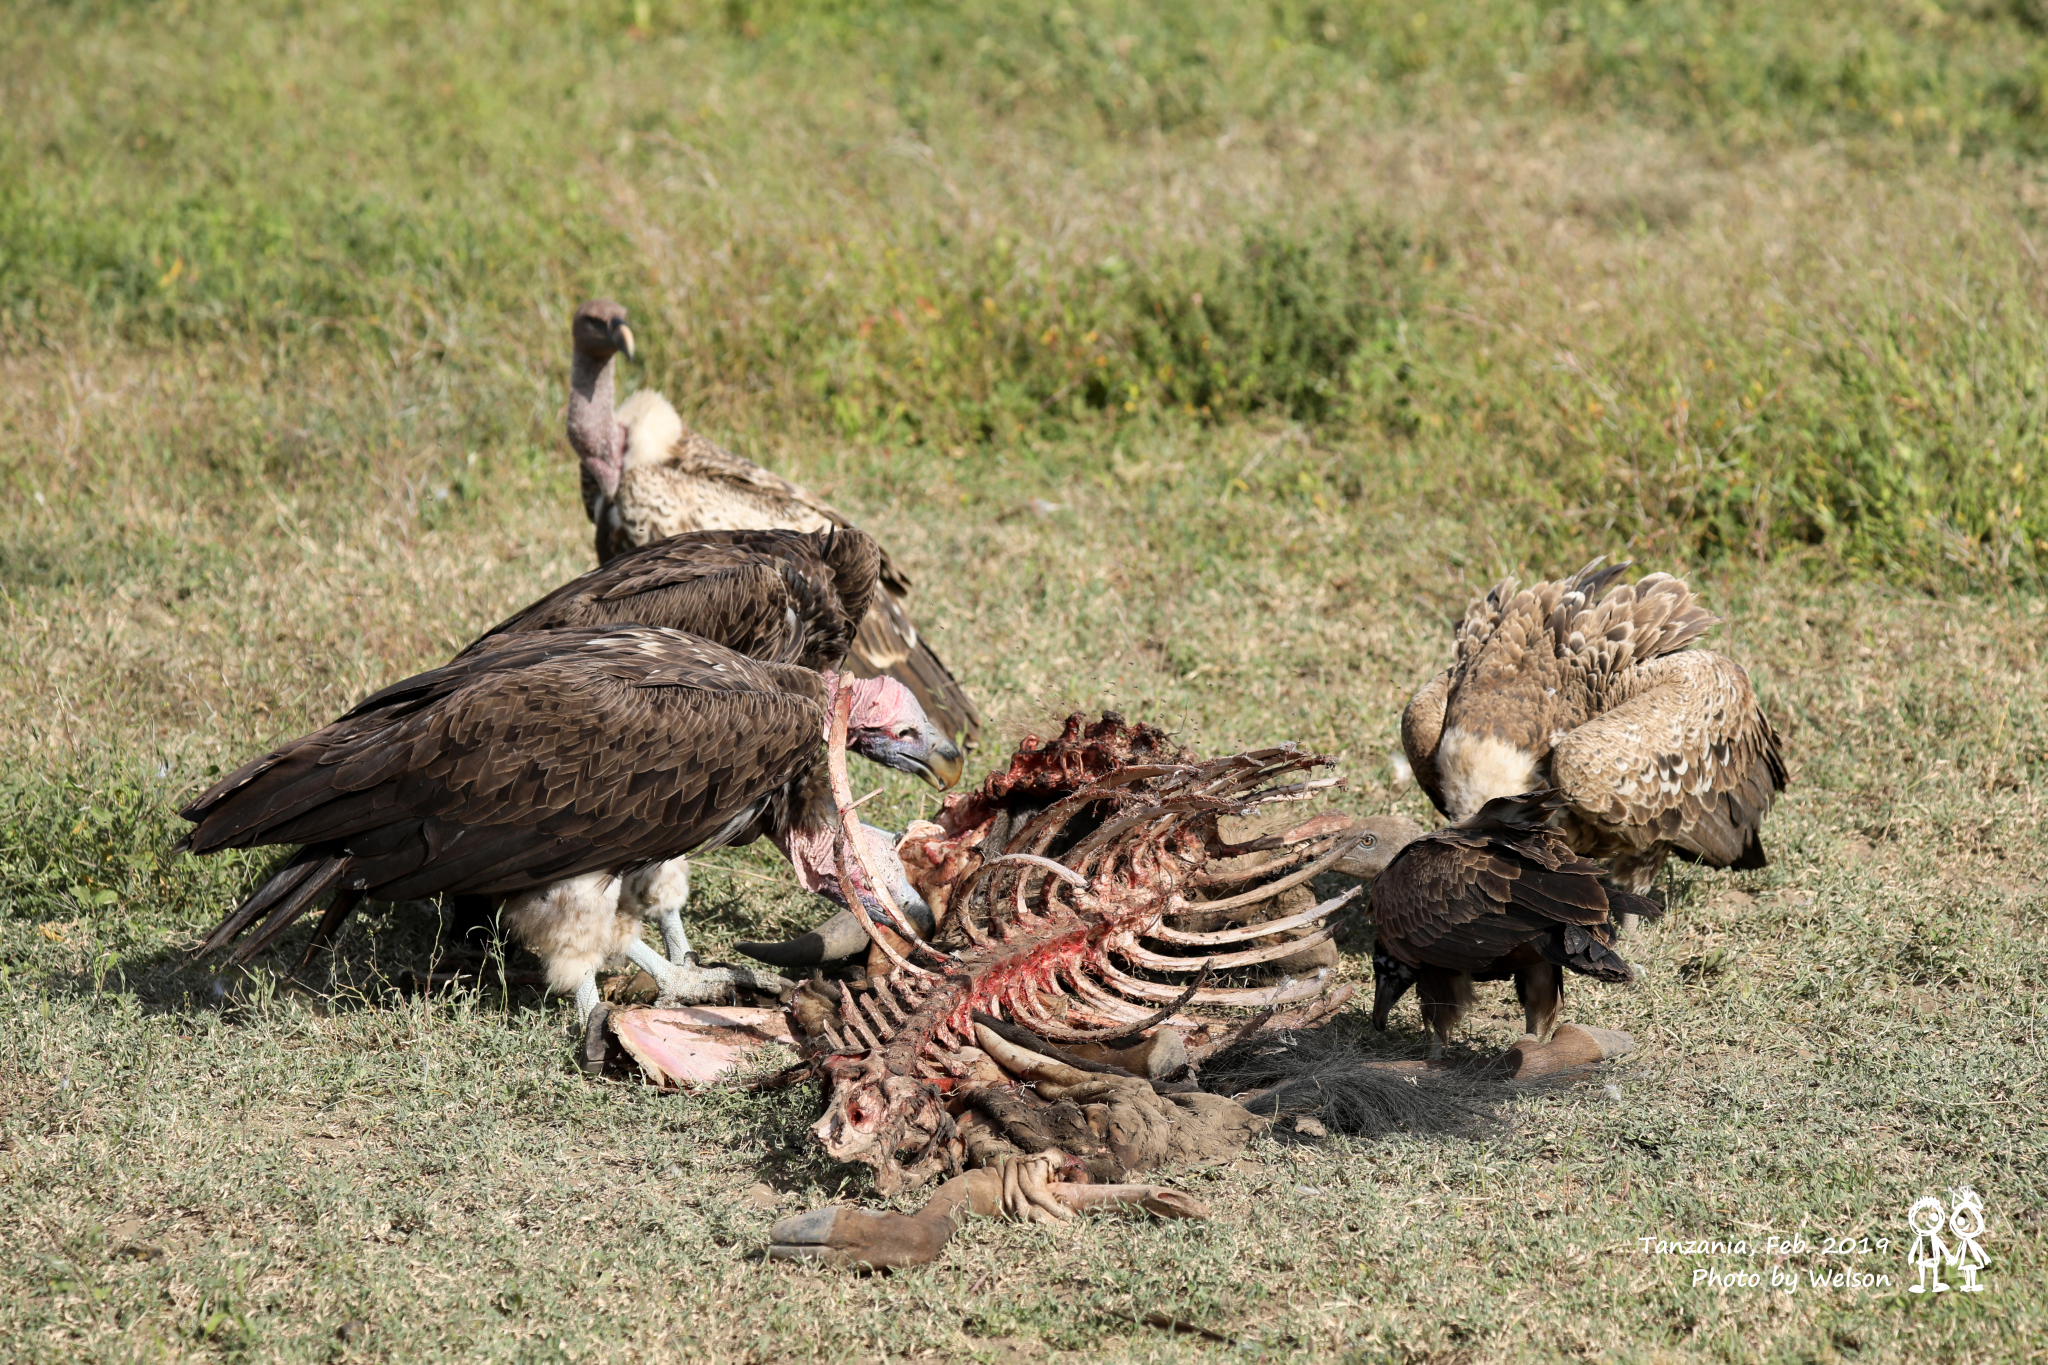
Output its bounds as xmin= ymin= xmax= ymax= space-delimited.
xmin=1907 ymin=1195 xmax=1951 ymax=1294
xmin=1948 ymin=1187 xmax=1989 ymax=1292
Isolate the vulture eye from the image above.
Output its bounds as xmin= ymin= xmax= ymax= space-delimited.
xmin=1361 ymin=833 xmax=1376 ymax=846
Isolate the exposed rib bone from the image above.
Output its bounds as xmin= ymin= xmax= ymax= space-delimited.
xmin=1183 ymin=831 xmax=1368 ymax=913
xmin=1093 ymin=956 xmax=1333 ymax=1006
xmin=1114 ymin=923 xmax=1338 ymax=972
xmin=1145 ymin=886 xmax=1361 ymax=946
xmin=982 ymin=853 xmax=1090 ymax=888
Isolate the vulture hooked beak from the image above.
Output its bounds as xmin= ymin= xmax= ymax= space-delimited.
xmin=613 ymin=320 xmax=636 ymax=362
xmin=855 ymin=721 xmax=964 ymax=791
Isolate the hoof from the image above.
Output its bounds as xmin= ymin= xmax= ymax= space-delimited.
xmin=579 ymin=1003 xmax=613 ymax=1078
xmin=765 ymin=1204 xmax=954 ymax=1271
xmin=1503 ymin=1022 xmax=1635 ymax=1083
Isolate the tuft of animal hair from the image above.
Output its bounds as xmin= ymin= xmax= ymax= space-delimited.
xmin=616 ymin=389 xmax=683 ymax=472
xmin=1200 ymin=1026 xmax=1510 ymax=1141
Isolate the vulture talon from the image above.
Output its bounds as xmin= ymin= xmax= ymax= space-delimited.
xmin=623 ymin=938 xmax=794 ymax=1006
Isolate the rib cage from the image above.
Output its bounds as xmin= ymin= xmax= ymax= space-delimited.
xmin=800 ymin=713 xmax=1363 ymax=1194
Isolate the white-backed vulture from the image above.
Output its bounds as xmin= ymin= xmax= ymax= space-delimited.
xmin=1367 ymin=793 xmax=1661 ymax=1057
xmin=1401 ymin=560 xmax=1786 ymax=915
xmin=182 ymin=628 xmax=955 ymax=1027
xmin=566 ymin=299 xmax=984 ymax=747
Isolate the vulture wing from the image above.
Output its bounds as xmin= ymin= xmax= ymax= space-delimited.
xmin=845 ymin=586 xmax=984 ymax=749
xmin=1551 ymin=648 xmax=1786 ymax=869
xmin=183 ymin=627 xmax=828 ymax=957
xmin=1369 ymin=824 xmax=1625 ymax=977
xmin=1400 ymin=668 xmax=1452 ymax=818
xmin=456 ymin=528 xmax=881 ymax=674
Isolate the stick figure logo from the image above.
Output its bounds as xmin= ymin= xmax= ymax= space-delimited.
xmin=1907 ymin=1187 xmax=1992 ymax=1294
xmin=1948 ymin=1186 xmax=1990 ymax=1292
xmin=1907 ymin=1196 xmax=1950 ymax=1294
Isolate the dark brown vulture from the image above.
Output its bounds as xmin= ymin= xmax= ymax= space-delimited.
xmin=1367 ymin=793 xmax=1660 ymax=1058
xmin=1401 ymin=559 xmax=1786 ymax=920
xmin=566 ymin=299 xmax=984 ymax=748
xmin=447 ymin=525 xmax=959 ymax=974
xmin=181 ymin=627 xmax=955 ymax=1025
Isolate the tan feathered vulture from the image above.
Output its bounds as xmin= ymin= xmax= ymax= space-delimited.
xmin=182 ymin=627 xmax=956 ymax=1027
xmin=1368 ymin=793 xmax=1661 ymax=1057
xmin=1401 ymin=560 xmax=1786 ymax=917
xmin=565 ymin=299 xmax=984 ymax=748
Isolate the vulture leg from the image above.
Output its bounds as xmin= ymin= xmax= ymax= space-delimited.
xmin=619 ymin=858 xmax=794 ymax=1005
xmin=620 ymin=938 xmax=794 ymax=1007
xmin=1514 ymin=961 xmax=1564 ymax=1044
xmin=640 ymin=858 xmax=694 ymax=965
xmin=1415 ymin=968 xmax=1474 ymax=1061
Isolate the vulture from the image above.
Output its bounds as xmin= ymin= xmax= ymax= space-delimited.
xmin=1368 ymin=793 xmax=1661 ymax=1057
xmin=181 ymin=626 xmax=958 ymax=1026
xmin=1401 ymin=559 xmax=1785 ymax=920
xmin=566 ymin=299 xmax=984 ymax=748
xmin=448 ymin=525 xmax=959 ymax=973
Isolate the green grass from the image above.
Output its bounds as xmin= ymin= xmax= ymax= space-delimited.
xmin=3 ymin=1 xmax=2047 ymax=1360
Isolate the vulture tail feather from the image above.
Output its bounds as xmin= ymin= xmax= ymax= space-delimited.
xmin=1534 ymin=923 xmax=1637 ymax=983
xmin=224 ymin=857 xmax=350 ymax=962
xmin=297 ymin=888 xmax=367 ymax=969
xmin=199 ymin=854 xmax=327 ymax=954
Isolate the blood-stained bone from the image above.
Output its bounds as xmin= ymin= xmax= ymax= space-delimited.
xmin=793 ymin=715 xmax=1369 ymax=1195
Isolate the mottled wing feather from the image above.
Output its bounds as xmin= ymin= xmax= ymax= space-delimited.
xmin=1550 ymin=649 xmax=1785 ymax=867
xmin=1400 ymin=668 xmax=1452 ymax=817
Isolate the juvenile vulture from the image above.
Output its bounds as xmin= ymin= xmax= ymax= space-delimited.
xmin=1401 ymin=559 xmax=1785 ymax=917
xmin=566 ymin=299 xmax=984 ymax=747
xmin=182 ymin=627 xmax=956 ymax=1024
xmin=1368 ymin=793 xmax=1661 ymax=1057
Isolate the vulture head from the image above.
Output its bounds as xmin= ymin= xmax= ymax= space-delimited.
xmin=831 ymin=672 xmax=964 ymax=791
xmin=572 ymin=297 xmax=635 ymax=364
xmin=567 ymin=298 xmax=636 ymax=500
xmin=1327 ymin=813 xmax=1429 ymax=880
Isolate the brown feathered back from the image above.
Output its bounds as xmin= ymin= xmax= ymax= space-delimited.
xmin=1369 ymin=792 xmax=1655 ymax=979
xmin=1403 ymin=561 xmax=1785 ymax=893
xmin=456 ymin=528 xmax=881 ymax=673
xmin=182 ymin=627 xmax=833 ymax=959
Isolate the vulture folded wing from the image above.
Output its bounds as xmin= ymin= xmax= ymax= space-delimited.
xmin=680 ymin=436 xmax=854 ymax=530
xmin=185 ymin=629 xmax=829 ymax=951
xmin=1371 ymin=826 xmax=1619 ymax=975
xmin=1400 ymin=668 xmax=1452 ymax=818
xmin=1370 ymin=835 xmax=1549 ymax=974
xmin=1551 ymin=649 xmax=1785 ymax=868
xmin=605 ymin=393 xmax=982 ymax=744
xmin=846 ymin=587 xmax=983 ymax=748
xmin=456 ymin=529 xmax=879 ymax=673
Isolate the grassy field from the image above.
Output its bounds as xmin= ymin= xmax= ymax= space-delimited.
xmin=3 ymin=1 xmax=2047 ymax=1360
